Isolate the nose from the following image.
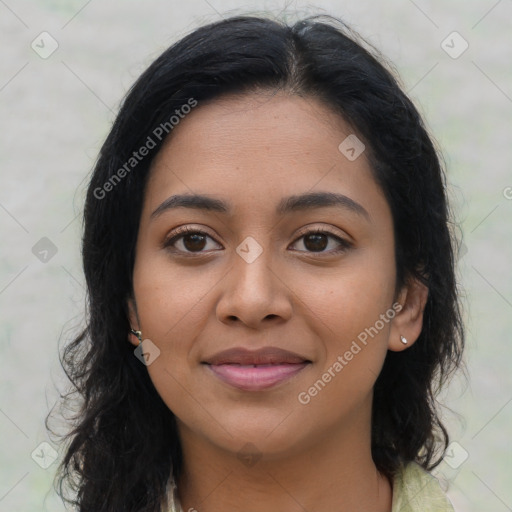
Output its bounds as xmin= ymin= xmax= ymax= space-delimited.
xmin=215 ymin=245 xmax=293 ymax=329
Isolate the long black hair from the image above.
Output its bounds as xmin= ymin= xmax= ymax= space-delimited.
xmin=48 ymin=13 xmax=465 ymax=511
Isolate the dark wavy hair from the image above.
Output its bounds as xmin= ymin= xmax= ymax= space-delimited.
xmin=48 ymin=13 xmax=465 ymax=511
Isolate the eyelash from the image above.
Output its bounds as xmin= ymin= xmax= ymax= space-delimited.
xmin=163 ymin=226 xmax=352 ymax=256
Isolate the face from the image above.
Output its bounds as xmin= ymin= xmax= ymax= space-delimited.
xmin=129 ymin=91 xmax=423 ymax=461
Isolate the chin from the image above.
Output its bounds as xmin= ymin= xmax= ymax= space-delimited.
xmin=207 ymin=410 xmax=308 ymax=459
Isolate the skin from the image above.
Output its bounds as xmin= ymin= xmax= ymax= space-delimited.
xmin=128 ymin=91 xmax=428 ymax=512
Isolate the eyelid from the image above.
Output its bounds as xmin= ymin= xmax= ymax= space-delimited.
xmin=293 ymin=224 xmax=352 ymax=242
xmin=165 ymin=224 xmax=215 ymax=239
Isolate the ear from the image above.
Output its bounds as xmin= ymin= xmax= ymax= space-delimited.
xmin=127 ymin=296 xmax=141 ymax=348
xmin=388 ymin=275 xmax=429 ymax=352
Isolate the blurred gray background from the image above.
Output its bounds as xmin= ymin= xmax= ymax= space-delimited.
xmin=1 ymin=1 xmax=511 ymax=510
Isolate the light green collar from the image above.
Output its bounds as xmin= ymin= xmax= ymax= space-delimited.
xmin=167 ymin=461 xmax=454 ymax=511
xmin=391 ymin=461 xmax=454 ymax=512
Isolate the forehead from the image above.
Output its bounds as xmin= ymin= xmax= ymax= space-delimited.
xmin=152 ymin=91 xmax=353 ymax=170
xmin=143 ymin=92 xmax=388 ymax=222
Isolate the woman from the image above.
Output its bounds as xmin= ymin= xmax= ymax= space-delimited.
xmin=50 ymin=14 xmax=464 ymax=512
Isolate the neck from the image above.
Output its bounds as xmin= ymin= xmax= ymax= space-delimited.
xmin=175 ymin=401 xmax=392 ymax=512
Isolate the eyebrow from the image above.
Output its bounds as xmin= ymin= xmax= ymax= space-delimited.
xmin=150 ymin=191 xmax=370 ymax=221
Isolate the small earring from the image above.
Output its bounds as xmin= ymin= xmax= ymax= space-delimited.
xmin=131 ymin=329 xmax=142 ymax=344
xmin=400 ymin=335 xmax=408 ymax=345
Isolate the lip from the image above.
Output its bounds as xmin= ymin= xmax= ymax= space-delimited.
xmin=202 ymin=347 xmax=311 ymax=391
xmin=203 ymin=346 xmax=311 ymax=366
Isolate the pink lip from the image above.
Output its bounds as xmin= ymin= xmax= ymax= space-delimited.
xmin=205 ymin=362 xmax=310 ymax=391
xmin=202 ymin=346 xmax=311 ymax=391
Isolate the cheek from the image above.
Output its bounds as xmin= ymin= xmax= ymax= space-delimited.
xmin=131 ymin=255 xmax=222 ymax=407
xmin=132 ymin=258 xmax=214 ymax=416
xmin=291 ymin=253 xmax=396 ymax=401
xmin=133 ymin=253 xmax=220 ymax=344
xmin=295 ymin=281 xmax=394 ymax=422
xmin=292 ymin=252 xmax=396 ymax=341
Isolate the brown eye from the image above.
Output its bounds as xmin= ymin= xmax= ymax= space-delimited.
xmin=290 ymin=229 xmax=351 ymax=255
xmin=164 ymin=227 xmax=222 ymax=255
xmin=304 ymin=233 xmax=328 ymax=252
xmin=182 ymin=233 xmax=207 ymax=252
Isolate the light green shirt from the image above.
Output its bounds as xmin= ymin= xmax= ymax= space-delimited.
xmin=391 ymin=462 xmax=454 ymax=511
xmin=167 ymin=461 xmax=454 ymax=511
